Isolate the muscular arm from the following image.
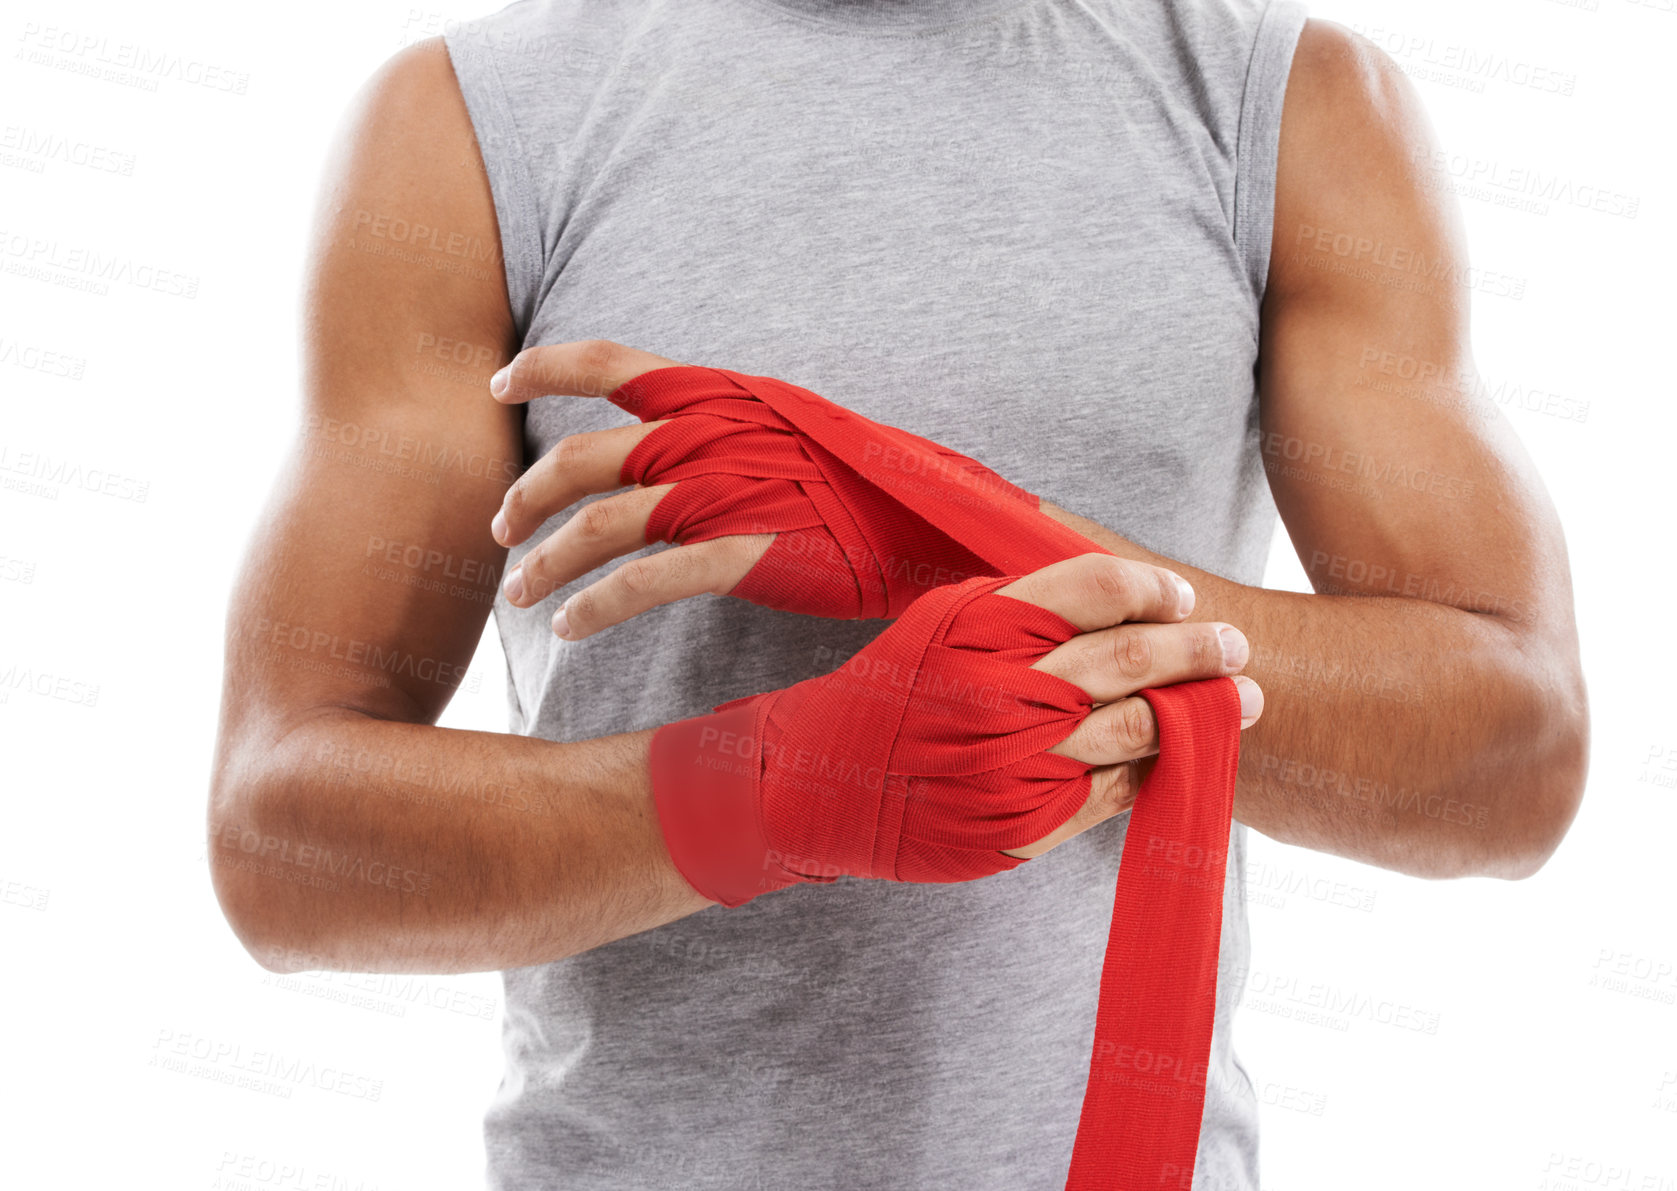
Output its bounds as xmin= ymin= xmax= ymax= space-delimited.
xmin=206 ymin=40 xmax=708 ymax=976
xmin=1045 ymin=20 xmax=1588 ymax=879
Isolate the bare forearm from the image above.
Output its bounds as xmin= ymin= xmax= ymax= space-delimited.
xmin=208 ymin=714 xmax=710 ymax=975
xmin=1043 ymin=505 xmax=1585 ymax=878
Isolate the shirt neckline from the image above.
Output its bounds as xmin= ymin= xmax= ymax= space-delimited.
xmin=731 ymin=0 xmax=1036 ymax=35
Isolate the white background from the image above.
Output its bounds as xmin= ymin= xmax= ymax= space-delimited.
xmin=1 ymin=1 xmax=1672 ymax=1188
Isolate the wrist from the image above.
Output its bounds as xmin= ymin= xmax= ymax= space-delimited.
xmin=648 ymin=699 xmax=805 ymax=907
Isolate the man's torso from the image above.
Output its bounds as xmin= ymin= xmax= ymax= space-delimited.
xmin=445 ymin=0 xmax=1306 ymax=1185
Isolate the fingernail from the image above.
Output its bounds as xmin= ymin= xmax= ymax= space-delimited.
xmin=1174 ymin=576 xmax=1195 ymax=617
xmin=1234 ymin=675 xmax=1263 ymax=722
xmin=489 ymin=365 xmax=511 ymax=397
xmin=552 ymin=603 xmax=571 ymax=639
xmin=1218 ymin=625 xmax=1248 ymax=670
xmin=503 ymin=566 xmax=524 ymax=603
xmin=491 ymin=509 xmax=508 ymax=544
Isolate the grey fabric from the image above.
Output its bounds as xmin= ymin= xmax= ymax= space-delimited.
xmin=443 ymin=0 xmax=1306 ymax=1187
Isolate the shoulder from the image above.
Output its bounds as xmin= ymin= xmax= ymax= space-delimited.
xmin=1267 ymin=18 xmax=1466 ymax=306
xmin=317 ymin=37 xmax=497 ymax=248
xmin=304 ymin=38 xmax=515 ymax=367
xmin=343 ymin=37 xmax=471 ymax=147
xmin=1282 ymin=19 xmax=1432 ymax=149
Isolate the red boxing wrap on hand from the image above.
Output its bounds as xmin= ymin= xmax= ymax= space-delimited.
xmin=652 ymin=575 xmax=1095 ymax=905
xmin=610 ymin=365 xmax=1092 ymax=618
xmin=627 ymin=365 xmax=1242 ymax=1190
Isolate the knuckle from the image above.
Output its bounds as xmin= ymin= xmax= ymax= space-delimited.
xmin=1107 ymin=629 xmax=1153 ymax=682
xmin=1056 ymin=799 xmax=1095 ymax=840
xmin=518 ymin=548 xmax=555 ymax=600
xmin=566 ymin=586 xmax=598 ymax=625
xmin=1196 ymin=624 xmax=1227 ymax=672
xmin=1111 ymin=765 xmax=1141 ymax=815
xmin=703 ymin=539 xmax=754 ymax=596
xmin=576 ymin=339 xmax=620 ymax=392
xmin=615 ymin=558 xmax=662 ymax=599
xmin=1116 ymin=699 xmax=1155 ymax=753
xmin=1090 ymin=766 xmax=1131 ymax=818
xmin=502 ymin=480 xmax=527 ymax=524
xmin=553 ymin=433 xmax=590 ymax=473
xmin=1114 ymin=761 xmax=1140 ymax=806
xmin=575 ymin=499 xmax=617 ymax=541
xmin=1157 ymin=567 xmax=1186 ymax=610
xmin=505 ymin=346 xmax=550 ymax=393
xmin=655 ymin=544 xmax=699 ymax=586
xmin=1084 ymin=554 xmax=1132 ymax=603
xmin=1091 ymin=714 xmax=1128 ymax=758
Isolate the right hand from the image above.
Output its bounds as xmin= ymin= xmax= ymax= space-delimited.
xmin=996 ymin=553 xmax=1263 ymax=859
xmin=648 ymin=552 xmax=1263 ymax=904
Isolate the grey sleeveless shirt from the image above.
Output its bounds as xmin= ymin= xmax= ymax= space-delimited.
xmin=444 ymin=1 xmax=1306 ymax=1186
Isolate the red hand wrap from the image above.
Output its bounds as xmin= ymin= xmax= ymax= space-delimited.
xmin=612 ymin=365 xmax=1071 ymax=618
xmin=653 ymin=575 xmax=1094 ymax=905
xmin=627 ymin=365 xmax=1241 ymax=1189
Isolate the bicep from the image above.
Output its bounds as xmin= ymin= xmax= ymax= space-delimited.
xmin=222 ymin=38 xmax=521 ymax=739
xmin=1258 ymin=20 xmax=1573 ymax=634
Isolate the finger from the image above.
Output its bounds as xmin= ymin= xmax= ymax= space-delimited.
xmin=494 ymin=422 xmax=664 ymax=548
xmin=505 ymin=487 xmax=669 ymax=607
xmin=489 ymin=339 xmax=685 ymax=406
xmin=1233 ymin=674 xmax=1264 ymax=728
xmin=1049 ymin=696 xmax=1160 ymax=767
xmin=1009 ymin=674 xmax=1266 ymax=861
xmin=1049 ymin=675 xmax=1265 ymax=767
xmin=993 ymin=553 xmax=1196 ymax=632
xmin=1002 ymin=762 xmax=1142 ymax=859
xmin=555 ymin=534 xmax=775 ymax=640
xmin=1032 ymin=619 xmax=1247 ymax=703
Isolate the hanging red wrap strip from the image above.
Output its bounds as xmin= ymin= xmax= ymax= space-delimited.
xmin=614 ymin=365 xmax=1242 ymax=1189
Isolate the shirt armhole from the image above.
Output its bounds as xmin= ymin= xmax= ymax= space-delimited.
xmin=1233 ymin=0 xmax=1309 ymax=308
xmin=444 ymin=25 xmax=545 ymax=346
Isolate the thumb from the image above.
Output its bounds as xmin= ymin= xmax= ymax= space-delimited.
xmin=490 ymin=338 xmax=685 ymax=405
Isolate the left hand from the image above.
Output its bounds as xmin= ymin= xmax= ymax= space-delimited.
xmin=487 ymin=339 xmax=775 ymax=639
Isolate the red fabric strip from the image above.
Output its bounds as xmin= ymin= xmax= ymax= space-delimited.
xmin=1066 ymin=678 xmax=1242 ymax=1190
